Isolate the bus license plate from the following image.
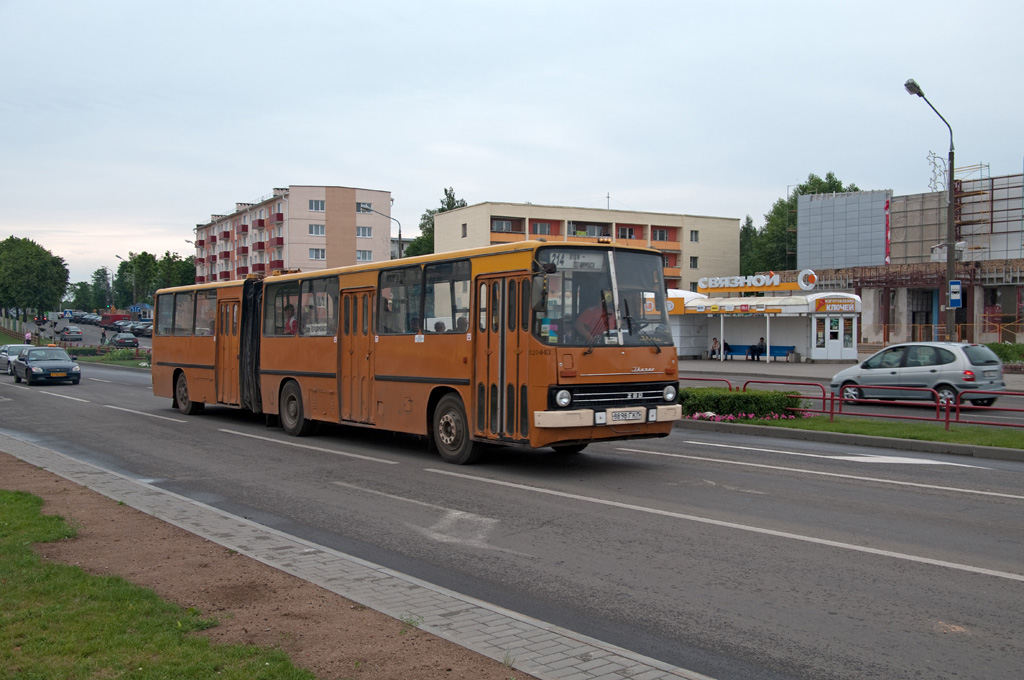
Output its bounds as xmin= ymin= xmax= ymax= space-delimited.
xmin=50 ymin=372 xmax=66 ymax=377
xmin=611 ymin=409 xmax=644 ymax=422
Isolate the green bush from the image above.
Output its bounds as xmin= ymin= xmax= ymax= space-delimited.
xmin=985 ymin=342 xmax=1024 ymax=364
xmin=679 ymin=387 xmax=804 ymax=418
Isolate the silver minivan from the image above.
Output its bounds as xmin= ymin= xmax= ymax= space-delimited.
xmin=830 ymin=342 xmax=1004 ymax=405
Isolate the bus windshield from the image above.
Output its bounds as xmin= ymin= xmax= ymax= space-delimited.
xmin=534 ymin=247 xmax=672 ymax=348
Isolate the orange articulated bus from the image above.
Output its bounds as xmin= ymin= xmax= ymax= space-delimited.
xmin=152 ymin=241 xmax=681 ymax=464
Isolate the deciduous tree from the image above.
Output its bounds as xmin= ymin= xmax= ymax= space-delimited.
xmin=0 ymin=236 xmax=69 ymax=319
xmin=404 ymin=187 xmax=468 ymax=257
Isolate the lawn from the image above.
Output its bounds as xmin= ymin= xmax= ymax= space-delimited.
xmin=0 ymin=489 xmax=312 ymax=680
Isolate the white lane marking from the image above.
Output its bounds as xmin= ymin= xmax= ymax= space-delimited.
xmin=221 ymin=429 xmax=397 ymax=464
xmin=426 ymin=468 xmax=1024 ymax=583
xmin=684 ymin=440 xmax=983 ymax=468
xmin=104 ymin=405 xmax=186 ymax=423
xmin=88 ymin=377 xmax=113 ymax=383
xmin=38 ymin=390 xmax=89 ymax=403
xmin=618 ymin=448 xmax=1024 ymax=501
xmin=333 ymin=480 xmax=524 ymax=554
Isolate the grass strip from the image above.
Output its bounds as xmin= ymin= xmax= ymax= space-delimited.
xmin=0 ymin=490 xmax=313 ymax=680
xmin=754 ymin=414 xmax=1024 ymax=450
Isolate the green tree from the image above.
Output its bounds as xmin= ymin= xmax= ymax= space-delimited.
xmin=114 ymin=251 xmax=159 ymax=307
xmin=738 ymin=215 xmax=757 ymax=276
xmin=0 ymin=236 xmax=69 ymax=319
xmin=66 ymin=281 xmax=93 ymax=310
xmin=748 ymin=172 xmax=859 ymax=273
xmin=155 ymin=251 xmax=196 ymax=290
xmin=404 ymin=187 xmax=468 ymax=257
xmin=91 ymin=268 xmax=113 ymax=311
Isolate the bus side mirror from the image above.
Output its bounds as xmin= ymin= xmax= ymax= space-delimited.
xmin=531 ymin=275 xmax=548 ymax=312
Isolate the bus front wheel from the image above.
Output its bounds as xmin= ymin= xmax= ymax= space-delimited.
xmin=175 ymin=374 xmax=203 ymax=415
xmin=280 ymin=381 xmax=313 ymax=436
xmin=433 ymin=394 xmax=480 ymax=465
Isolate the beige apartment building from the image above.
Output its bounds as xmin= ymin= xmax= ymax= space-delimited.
xmin=434 ymin=202 xmax=739 ymax=290
xmin=193 ymin=185 xmax=393 ymax=283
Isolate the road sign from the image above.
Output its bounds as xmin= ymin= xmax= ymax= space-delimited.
xmin=949 ymin=279 xmax=962 ymax=309
xmin=130 ymin=305 xmax=141 ymax=313
xmin=62 ymin=310 xmax=73 ymax=318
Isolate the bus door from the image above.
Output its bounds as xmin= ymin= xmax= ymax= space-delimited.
xmin=216 ymin=299 xmax=240 ymax=406
xmin=340 ymin=288 xmax=375 ymax=423
xmin=474 ymin=274 xmax=531 ymax=442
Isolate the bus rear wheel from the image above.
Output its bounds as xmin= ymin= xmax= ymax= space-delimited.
xmin=433 ymin=394 xmax=480 ymax=465
xmin=552 ymin=444 xmax=588 ymax=455
xmin=175 ymin=374 xmax=203 ymax=415
xmin=280 ymin=381 xmax=313 ymax=436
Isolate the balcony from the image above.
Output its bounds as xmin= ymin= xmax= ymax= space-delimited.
xmin=195 ymin=239 xmax=205 ymax=247
xmin=218 ymin=251 xmax=230 ymax=260
xmin=218 ymin=271 xmax=231 ymax=280
xmin=663 ymin=267 xmax=682 ymax=278
xmin=209 ymin=235 xmax=217 ymax=244
xmin=251 ymin=263 xmax=266 ymax=273
xmin=236 ymin=266 xmax=249 ymax=276
xmin=270 ymin=212 xmax=284 ymax=224
xmin=195 ymin=256 xmax=205 ymax=264
xmin=489 ymin=231 xmax=527 ymax=245
xmin=253 ymin=241 xmax=266 ymax=251
xmin=236 ymin=246 xmax=248 ymax=255
xmin=253 ymin=218 xmax=266 ymax=228
xmin=195 ymin=275 xmax=206 ymax=283
xmin=269 ymin=259 xmax=285 ymax=270
xmin=649 ymin=240 xmax=681 ymax=252
xmin=239 ymin=223 xmax=249 ymax=233
xmin=268 ymin=236 xmax=285 ymax=248
xmin=220 ymin=230 xmax=231 ymax=240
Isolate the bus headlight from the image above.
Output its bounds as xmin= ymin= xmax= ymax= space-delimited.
xmin=555 ymin=390 xmax=572 ymax=407
xmin=663 ymin=385 xmax=678 ymax=402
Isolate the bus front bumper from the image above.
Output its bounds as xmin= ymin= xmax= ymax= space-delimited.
xmin=534 ymin=404 xmax=682 ymax=428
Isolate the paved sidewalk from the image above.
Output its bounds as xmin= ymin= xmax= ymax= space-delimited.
xmin=1 ymin=433 xmax=712 ymax=680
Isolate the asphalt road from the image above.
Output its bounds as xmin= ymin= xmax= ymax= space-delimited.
xmin=2 ymin=364 xmax=1022 ymax=680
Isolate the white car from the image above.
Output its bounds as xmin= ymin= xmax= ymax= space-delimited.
xmin=1 ymin=344 xmax=35 ymax=375
xmin=830 ymin=342 xmax=1004 ymax=406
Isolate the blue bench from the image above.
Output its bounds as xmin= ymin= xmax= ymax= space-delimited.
xmin=719 ymin=344 xmax=795 ymax=361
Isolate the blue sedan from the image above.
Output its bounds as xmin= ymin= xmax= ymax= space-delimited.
xmin=12 ymin=347 xmax=81 ymax=385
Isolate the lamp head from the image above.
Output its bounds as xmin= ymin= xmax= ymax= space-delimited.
xmin=904 ymin=78 xmax=924 ymax=97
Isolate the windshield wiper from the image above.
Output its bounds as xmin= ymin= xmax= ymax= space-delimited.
xmin=621 ymin=299 xmax=661 ymax=353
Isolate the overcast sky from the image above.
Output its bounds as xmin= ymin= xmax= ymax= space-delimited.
xmin=3 ymin=0 xmax=1022 ymax=284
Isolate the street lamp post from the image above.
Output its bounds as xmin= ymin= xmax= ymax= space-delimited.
xmin=905 ymin=78 xmax=957 ymax=341
xmin=360 ymin=206 xmax=403 ymax=259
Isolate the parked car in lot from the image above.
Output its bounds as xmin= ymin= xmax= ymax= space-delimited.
xmin=59 ymin=325 xmax=84 ymax=342
xmin=830 ymin=342 xmax=1004 ymax=406
xmin=1 ymin=344 xmax=35 ymax=375
xmin=109 ymin=332 xmax=139 ymax=349
xmin=11 ymin=346 xmax=81 ymax=385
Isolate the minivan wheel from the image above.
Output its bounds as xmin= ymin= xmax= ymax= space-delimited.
xmin=840 ymin=382 xmax=862 ymax=402
xmin=971 ymin=397 xmax=996 ymax=407
xmin=934 ymin=384 xmax=958 ymax=405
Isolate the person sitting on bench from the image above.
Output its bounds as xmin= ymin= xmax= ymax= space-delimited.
xmin=747 ymin=337 xmax=766 ymax=361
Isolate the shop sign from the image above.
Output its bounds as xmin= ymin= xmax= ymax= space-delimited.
xmin=814 ymin=298 xmax=857 ymax=313
xmin=698 ymin=269 xmax=817 ymax=293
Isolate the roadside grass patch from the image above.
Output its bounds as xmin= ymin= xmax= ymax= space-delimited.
xmin=0 ymin=489 xmax=313 ymax=680
xmin=753 ymin=415 xmax=1024 ymax=450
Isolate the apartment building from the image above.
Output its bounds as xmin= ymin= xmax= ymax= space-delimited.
xmin=433 ymin=202 xmax=739 ymax=291
xmin=193 ymin=185 xmax=393 ymax=283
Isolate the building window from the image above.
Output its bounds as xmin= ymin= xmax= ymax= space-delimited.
xmin=618 ymin=227 xmax=635 ymax=240
xmin=309 ymin=224 xmax=325 ymax=236
xmin=690 ymin=230 xmax=699 ymax=242
xmin=532 ymin=222 xmax=550 ymax=235
xmin=690 ymin=282 xmax=699 ymax=292
xmin=309 ymin=199 xmax=325 ymax=212
xmin=357 ymin=226 xmax=372 ymax=238
xmin=356 ymin=202 xmax=372 ymax=213
xmin=663 ymin=256 xmax=670 ymax=267
xmin=689 ymin=256 xmax=699 ymax=269
xmin=309 ymin=248 xmax=326 ymax=260
xmin=653 ymin=228 xmax=669 ymax=241
xmin=461 ymin=223 xmax=467 ymax=238
xmin=356 ymin=250 xmax=372 ymax=262
xmin=492 ymin=219 xmax=512 ymax=232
